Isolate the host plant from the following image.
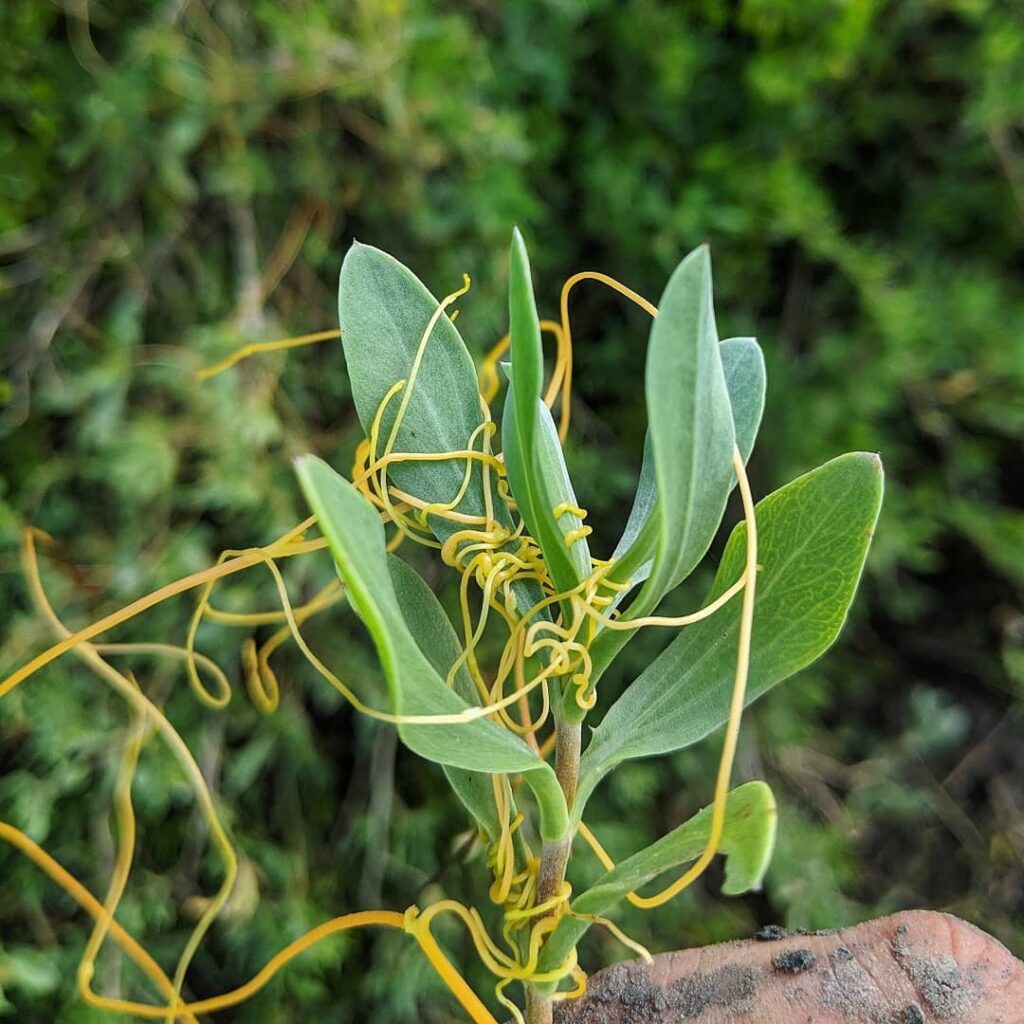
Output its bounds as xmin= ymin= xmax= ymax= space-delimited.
xmin=0 ymin=231 xmax=883 ymax=1024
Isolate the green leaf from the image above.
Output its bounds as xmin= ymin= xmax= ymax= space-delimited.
xmin=577 ymin=337 xmax=767 ymax=712
xmin=611 ymin=432 xmax=658 ymax=579
xmin=643 ymin=245 xmax=736 ymax=602
xmin=338 ymin=240 xmax=510 ymax=545
xmin=387 ymin=555 xmax=501 ymax=840
xmin=612 ymin=336 xmax=766 ymax=587
xmin=577 ymin=452 xmax=884 ymax=809
xmin=339 ymin=240 xmax=544 ymax=621
xmin=721 ymin=336 xmax=766 ymax=471
xmin=537 ymin=782 xmax=777 ymax=981
xmin=295 ymin=455 xmax=568 ymax=841
xmin=507 ymin=229 xmax=544 ymax=453
xmin=502 ymin=229 xmax=591 ymax=592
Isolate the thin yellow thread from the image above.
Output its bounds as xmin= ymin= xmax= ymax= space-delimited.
xmin=576 ymin=445 xmax=758 ymax=909
xmin=20 ymin=529 xmax=239 ymax=1019
xmin=0 ymin=823 xmax=197 ymax=1022
xmin=552 ymin=503 xmax=586 ymax=519
xmin=196 ymin=329 xmax=340 ymax=381
xmin=557 ymin=271 xmax=657 ymax=440
xmin=580 ymin=571 xmax=747 ymax=631
xmin=563 ymin=526 xmax=593 ymax=546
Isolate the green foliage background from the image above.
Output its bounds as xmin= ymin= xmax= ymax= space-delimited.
xmin=1 ymin=1 xmax=1022 ymax=1020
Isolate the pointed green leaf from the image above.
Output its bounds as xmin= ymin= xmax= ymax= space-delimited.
xmin=338 ymin=241 xmax=545 ymax=622
xmin=338 ymin=241 xmax=511 ymax=545
xmin=643 ymin=245 xmax=736 ymax=602
xmin=295 ymin=455 xmax=568 ymax=841
xmin=502 ymin=229 xmax=591 ymax=592
xmin=387 ymin=556 xmax=500 ymax=841
xmin=507 ymin=229 xmax=544 ymax=455
xmin=537 ymin=782 xmax=776 ymax=980
xmin=575 ymin=337 xmax=768 ymax=712
xmin=577 ymin=453 xmax=884 ymax=809
xmin=612 ymin=336 xmax=766 ymax=587
xmin=611 ymin=433 xmax=658 ymax=578
xmin=721 ymin=337 xmax=766 ymax=474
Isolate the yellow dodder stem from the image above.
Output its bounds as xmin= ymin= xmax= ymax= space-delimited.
xmin=0 ymin=827 xmax=408 ymax=1021
xmin=195 ymin=329 xmax=341 ymax=381
xmin=576 ymin=445 xmax=758 ymax=909
xmin=407 ymin=909 xmax=501 ymax=1024
xmin=78 ymin=704 xmax=152 ymax=1013
xmin=19 ymin=529 xmax=241 ymax=1017
xmin=0 ymin=538 xmax=324 ymax=703
xmin=0 ymin=823 xmax=197 ymax=1022
xmin=82 ymin=911 xmax=407 ymax=1018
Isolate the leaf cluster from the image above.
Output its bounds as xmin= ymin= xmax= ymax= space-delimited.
xmin=294 ymin=235 xmax=883 ymax=1004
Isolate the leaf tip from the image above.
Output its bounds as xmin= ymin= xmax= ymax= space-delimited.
xmin=346 ymin=238 xmax=370 ymax=260
xmin=839 ymin=450 xmax=884 ymax=473
xmin=673 ymin=241 xmax=712 ymax=285
xmin=510 ymin=226 xmax=530 ymax=268
xmin=292 ymin=453 xmax=328 ymax=487
xmin=853 ymin=450 xmax=885 ymax=478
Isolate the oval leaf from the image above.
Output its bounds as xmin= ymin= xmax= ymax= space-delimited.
xmin=339 ymin=241 xmax=510 ymax=544
xmin=578 ymin=336 xmax=768 ymax=707
xmin=612 ymin=336 xmax=766 ymax=587
xmin=578 ymin=452 xmax=884 ymax=808
xmin=537 ymin=782 xmax=777 ymax=979
xmin=295 ymin=455 xmax=568 ymax=841
xmin=721 ymin=336 xmax=766 ymax=473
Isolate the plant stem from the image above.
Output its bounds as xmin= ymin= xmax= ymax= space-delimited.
xmin=525 ymin=982 xmax=554 ymax=1024
xmin=526 ymin=716 xmax=580 ymax=1024
xmin=554 ymin=718 xmax=580 ymax=808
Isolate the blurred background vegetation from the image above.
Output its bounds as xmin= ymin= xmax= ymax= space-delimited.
xmin=1 ymin=0 xmax=1022 ymax=1020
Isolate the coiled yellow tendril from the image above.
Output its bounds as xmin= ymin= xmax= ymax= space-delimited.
xmin=0 ymin=261 xmax=759 ymax=1023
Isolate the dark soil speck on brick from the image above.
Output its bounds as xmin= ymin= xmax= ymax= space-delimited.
xmin=892 ymin=930 xmax=980 ymax=1019
xmin=554 ymin=961 xmax=759 ymax=1023
xmin=901 ymin=1003 xmax=925 ymax=1024
xmin=907 ymin=954 xmax=978 ymax=1018
xmin=666 ymin=963 xmax=758 ymax=1019
xmin=551 ymin=960 xmax=671 ymax=1024
xmin=773 ymin=948 xmax=817 ymax=974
